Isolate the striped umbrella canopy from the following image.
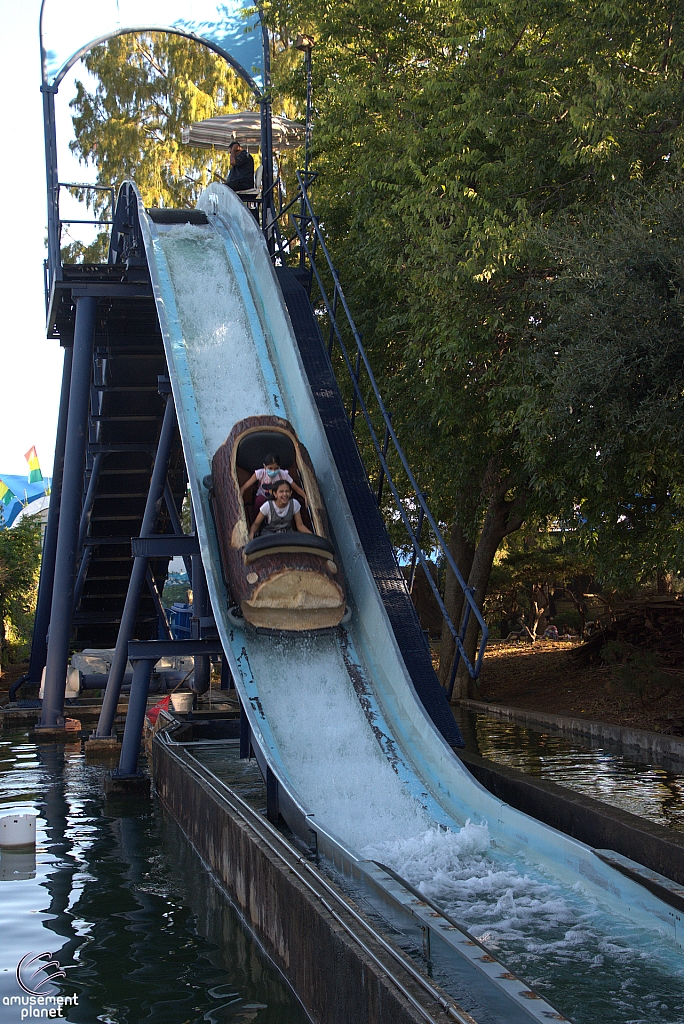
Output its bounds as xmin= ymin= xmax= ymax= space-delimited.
xmin=181 ymin=112 xmax=305 ymax=151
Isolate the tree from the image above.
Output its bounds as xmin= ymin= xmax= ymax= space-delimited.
xmin=69 ymin=32 xmax=257 ymax=218
xmin=69 ymin=6 xmax=684 ymax=697
xmin=517 ymin=187 xmax=684 ymax=591
xmin=269 ymin=0 xmax=684 ymax=694
xmin=0 ymin=516 xmax=42 ymax=672
xmin=487 ymin=528 xmax=596 ymax=639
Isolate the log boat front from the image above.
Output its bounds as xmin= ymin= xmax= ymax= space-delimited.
xmin=211 ymin=416 xmax=346 ymax=631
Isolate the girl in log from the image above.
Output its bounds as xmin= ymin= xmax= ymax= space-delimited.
xmin=249 ymin=480 xmax=313 ymax=539
xmin=240 ymin=453 xmax=307 ymax=512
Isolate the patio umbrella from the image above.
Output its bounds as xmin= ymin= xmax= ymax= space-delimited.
xmin=181 ymin=112 xmax=305 ymax=151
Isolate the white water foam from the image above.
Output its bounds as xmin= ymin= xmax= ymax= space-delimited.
xmin=247 ymin=633 xmax=431 ymax=849
xmin=157 ymin=223 xmax=271 ymax=458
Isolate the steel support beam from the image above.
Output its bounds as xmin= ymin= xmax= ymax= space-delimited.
xmin=221 ymin=655 xmax=233 ymax=690
xmin=39 ymin=297 xmax=97 ymax=728
xmin=95 ymin=392 xmax=177 ymax=738
xmin=128 ymin=639 xmax=223 ymax=659
xmin=28 ymin=344 xmax=73 ymax=685
xmin=71 ymin=452 xmax=104 ymax=612
xmin=115 ymin=659 xmax=154 ymax=776
xmin=190 ymin=540 xmax=211 ymax=695
xmin=72 ymin=546 xmax=93 ymax=615
xmin=41 ymin=85 xmax=60 ymax=290
xmin=131 ymin=535 xmax=199 ymax=557
xmin=146 ymin=567 xmax=173 ymax=641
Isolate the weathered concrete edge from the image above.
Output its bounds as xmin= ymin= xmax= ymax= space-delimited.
xmin=459 ymin=700 xmax=684 ymax=763
xmin=153 ymin=736 xmax=445 ymax=1024
xmin=457 ymin=748 xmax=684 ymax=887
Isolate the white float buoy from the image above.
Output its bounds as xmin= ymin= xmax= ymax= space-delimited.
xmin=0 ymin=813 xmax=37 ymax=848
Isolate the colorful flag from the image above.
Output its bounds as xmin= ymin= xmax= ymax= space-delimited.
xmin=24 ymin=447 xmax=43 ymax=485
xmin=0 ymin=478 xmax=16 ymax=507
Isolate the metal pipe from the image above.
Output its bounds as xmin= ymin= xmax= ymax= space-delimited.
xmin=447 ymin=595 xmax=474 ymax=701
xmin=349 ymin=347 xmax=362 ymax=432
xmin=28 ymin=345 xmax=72 ymax=685
xmin=376 ymin=418 xmax=391 ymax=508
xmin=190 ymin=503 xmax=210 ymax=695
xmin=290 ymin=205 xmax=488 ymax=677
xmin=76 ymin=453 xmax=103 ymax=551
xmin=259 ymin=10 xmax=275 ymax=251
xmin=304 ymin=45 xmax=313 ymax=180
xmin=408 ymin=496 xmax=427 ymax=593
xmin=146 ymin=566 xmax=173 ymax=641
xmin=41 ymin=85 xmax=60 ymax=292
xmin=39 ymin=296 xmax=96 ymax=728
xmin=71 ymin=545 xmax=92 ymax=615
xmin=327 ymin=286 xmax=338 ymax=357
xmin=70 ymin=452 xmax=104 ymax=613
xmin=95 ymin=392 xmax=177 ymax=738
xmin=116 ymin=659 xmax=154 ymax=776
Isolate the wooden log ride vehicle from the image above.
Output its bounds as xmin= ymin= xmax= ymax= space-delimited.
xmin=211 ymin=416 xmax=346 ymax=631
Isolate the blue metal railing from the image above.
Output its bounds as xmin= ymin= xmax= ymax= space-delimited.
xmin=277 ymin=170 xmax=489 ymax=691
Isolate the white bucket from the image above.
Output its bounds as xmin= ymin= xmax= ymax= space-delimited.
xmin=0 ymin=814 xmax=37 ymax=849
xmin=170 ymin=692 xmax=194 ymax=713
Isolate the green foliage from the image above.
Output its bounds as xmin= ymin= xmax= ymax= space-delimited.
xmin=69 ymin=6 xmax=684 ymax=680
xmin=489 ymin=529 xmax=591 ymax=597
xmin=0 ymin=517 xmax=42 ymax=668
xmin=161 ymin=578 xmax=191 ymax=609
xmin=487 ymin=527 xmax=593 ymax=628
xmin=270 ymin=0 xmax=684 ymax=583
xmin=69 ymin=32 xmax=257 ymax=214
xmin=517 ymin=187 xmax=684 ymax=587
xmin=60 ymin=231 xmax=111 ymax=265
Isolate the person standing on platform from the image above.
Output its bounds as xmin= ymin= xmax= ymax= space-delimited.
xmin=226 ymin=140 xmax=255 ymax=192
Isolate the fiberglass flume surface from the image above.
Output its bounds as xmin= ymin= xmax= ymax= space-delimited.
xmin=137 ymin=182 xmax=684 ymax=1024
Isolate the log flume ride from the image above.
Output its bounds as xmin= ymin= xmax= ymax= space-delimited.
xmin=132 ymin=181 xmax=683 ymax=1024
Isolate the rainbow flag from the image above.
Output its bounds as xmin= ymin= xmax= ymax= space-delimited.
xmin=0 ymin=478 xmax=16 ymax=507
xmin=24 ymin=447 xmax=43 ymax=485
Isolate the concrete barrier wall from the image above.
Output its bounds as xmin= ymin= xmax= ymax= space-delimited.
xmin=153 ymin=738 xmax=441 ymax=1024
xmin=460 ymin=700 xmax=684 ymax=766
xmin=458 ymin=749 xmax=684 ymax=886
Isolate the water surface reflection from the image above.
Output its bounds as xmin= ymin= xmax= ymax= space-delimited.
xmin=454 ymin=711 xmax=684 ymax=831
xmin=0 ymin=732 xmax=309 ymax=1023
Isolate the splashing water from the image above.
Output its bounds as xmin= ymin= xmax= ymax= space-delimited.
xmin=248 ymin=634 xmax=684 ymax=1023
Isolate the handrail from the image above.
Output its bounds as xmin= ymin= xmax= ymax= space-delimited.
xmin=57 ymin=182 xmax=116 ymax=248
xmin=276 ymin=171 xmax=488 ymax=688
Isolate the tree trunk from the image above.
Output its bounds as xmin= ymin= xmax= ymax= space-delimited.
xmin=438 ymin=521 xmax=475 ymax=687
xmin=657 ymin=571 xmax=673 ymax=595
xmin=529 ymin=583 xmax=550 ymax=639
xmin=451 ymin=488 xmax=526 ymax=701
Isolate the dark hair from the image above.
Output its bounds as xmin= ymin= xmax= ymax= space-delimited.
xmin=263 ymin=453 xmax=281 ymax=466
xmin=273 ymin=479 xmax=292 ymax=493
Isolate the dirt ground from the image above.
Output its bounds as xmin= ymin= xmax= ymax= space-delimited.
xmin=470 ymin=638 xmax=684 ymax=734
xmin=0 ymin=660 xmax=30 ymax=697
